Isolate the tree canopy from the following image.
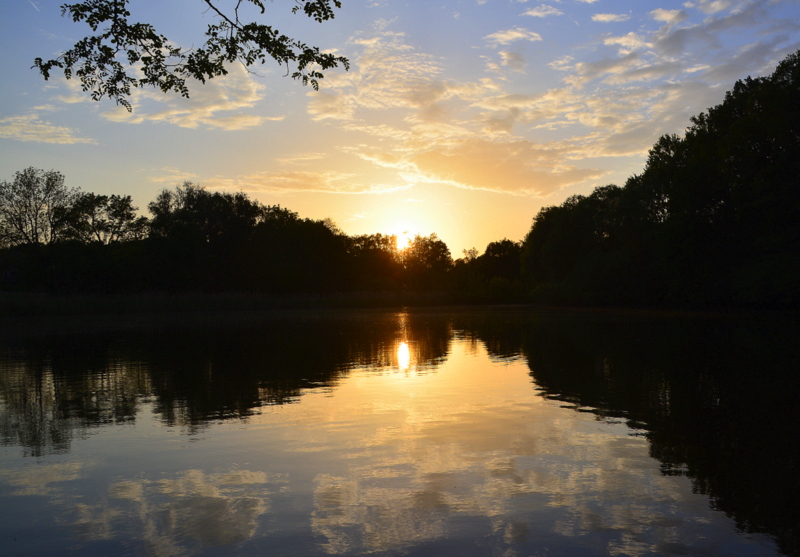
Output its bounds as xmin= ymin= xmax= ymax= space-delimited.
xmin=34 ymin=0 xmax=350 ymax=110
xmin=0 ymin=167 xmax=77 ymax=246
xmin=520 ymin=50 xmax=800 ymax=308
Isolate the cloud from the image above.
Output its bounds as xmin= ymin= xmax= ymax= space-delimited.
xmin=0 ymin=463 xmax=84 ymax=496
xmin=499 ymin=51 xmax=527 ymax=71
xmin=205 ymin=169 xmax=407 ymax=195
xmin=652 ymin=0 xmax=783 ymax=57
xmin=66 ymin=469 xmax=286 ymax=554
xmin=650 ymin=9 xmax=688 ymax=24
xmin=687 ymin=0 xmax=734 ymax=14
xmin=592 ymin=14 xmax=631 ymax=23
xmin=603 ymin=32 xmax=650 ymax=54
xmin=299 ymin=5 xmax=799 ymax=201
xmin=409 ymin=138 xmax=605 ymax=196
xmin=564 ymin=51 xmax=642 ymax=87
xmin=484 ymin=27 xmax=543 ymax=46
xmin=0 ymin=114 xmax=95 ymax=144
xmin=522 ymin=5 xmax=564 ymax=17
xmin=307 ymin=29 xmax=448 ymax=122
xmin=98 ymin=65 xmax=275 ymax=130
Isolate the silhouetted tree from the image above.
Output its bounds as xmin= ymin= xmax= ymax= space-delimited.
xmin=35 ymin=0 xmax=349 ymax=110
xmin=58 ymin=192 xmax=148 ymax=244
xmin=521 ymin=49 xmax=800 ymax=308
xmin=0 ymin=167 xmax=78 ymax=246
xmin=345 ymin=233 xmax=402 ymax=291
xmin=402 ymin=233 xmax=452 ymax=291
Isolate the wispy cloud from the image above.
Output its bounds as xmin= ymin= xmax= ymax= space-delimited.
xmin=0 ymin=114 xmax=94 ymax=144
xmin=206 ymin=170 xmax=407 ymax=195
xmin=522 ymin=5 xmax=564 ymax=18
xmin=484 ymin=27 xmax=543 ymax=47
xmin=592 ymin=14 xmax=630 ymax=23
xmin=686 ymin=0 xmax=735 ymax=14
xmin=603 ymin=32 xmax=650 ymax=55
xmin=307 ymin=28 xmax=450 ymax=122
xmin=97 ymin=65 xmax=276 ymax=130
xmin=302 ymin=0 xmax=798 ymax=201
xmin=650 ymin=9 xmax=688 ymax=25
xmin=409 ymin=138 xmax=605 ymax=196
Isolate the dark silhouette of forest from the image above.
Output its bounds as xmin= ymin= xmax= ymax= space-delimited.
xmin=2 ymin=50 xmax=799 ymax=309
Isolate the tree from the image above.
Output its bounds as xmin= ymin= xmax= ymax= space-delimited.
xmin=59 ymin=192 xmax=149 ymax=244
xmin=0 ymin=167 xmax=78 ymax=246
xmin=403 ymin=233 xmax=452 ymax=290
xmin=479 ymin=239 xmax=522 ymax=282
xmin=345 ymin=233 xmax=401 ymax=290
xmin=148 ymin=181 xmax=267 ymax=243
xmin=35 ymin=0 xmax=350 ymax=110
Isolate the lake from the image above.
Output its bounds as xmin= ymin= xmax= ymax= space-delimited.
xmin=1 ymin=308 xmax=798 ymax=556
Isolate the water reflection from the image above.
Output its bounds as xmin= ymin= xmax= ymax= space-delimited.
xmin=1 ymin=309 xmax=798 ymax=556
xmin=396 ymin=341 xmax=411 ymax=371
xmin=0 ymin=312 xmax=451 ymax=456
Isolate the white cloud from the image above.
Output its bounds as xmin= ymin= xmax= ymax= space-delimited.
xmin=522 ymin=5 xmax=564 ymax=17
xmin=307 ymin=29 xmax=452 ymax=123
xmin=592 ymin=14 xmax=631 ymax=23
xmin=484 ymin=27 xmax=543 ymax=46
xmin=650 ymin=9 xmax=689 ymax=25
xmin=689 ymin=0 xmax=734 ymax=14
xmin=604 ymin=32 xmax=651 ymax=54
xmin=0 ymin=114 xmax=95 ymax=144
xmin=97 ymin=65 xmax=274 ymax=130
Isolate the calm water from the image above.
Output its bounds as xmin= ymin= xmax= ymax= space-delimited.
xmin=1 ymin=308 xmax=798 ymax=556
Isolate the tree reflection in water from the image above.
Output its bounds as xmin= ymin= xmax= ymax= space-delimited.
xmin=0 ymin=309 xmax=798 ymax=556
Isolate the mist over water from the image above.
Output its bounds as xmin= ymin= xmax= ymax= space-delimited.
xmin=1 ymin=309 xmax=797 ymax=556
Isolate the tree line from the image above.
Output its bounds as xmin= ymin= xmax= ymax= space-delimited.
xmin=2 ymin=50 xmax=799 ymax=308
xmin=520 ymin=50 xmax=800 ymax=308
xmin=0 ymin=174 xmax=458 ymax=296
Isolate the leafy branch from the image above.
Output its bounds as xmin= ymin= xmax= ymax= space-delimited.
xmin=34 ymin=0 xmax=349 ymax=111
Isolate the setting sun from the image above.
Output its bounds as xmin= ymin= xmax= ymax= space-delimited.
xmin=396 ymin=231 xmax=411 ymax=251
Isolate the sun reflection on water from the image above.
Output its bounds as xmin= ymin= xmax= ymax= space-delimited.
xmin=396 ymin=341 xmax=411 ymax=371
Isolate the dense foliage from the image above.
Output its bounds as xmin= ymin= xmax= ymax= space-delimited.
xmin=0 ymin=178 xmax=454 ymax=296
xmin=35 ymin=0 xmax=349 ymax=110
xmin=520 ymin=50 xmax=800 ymax=308
xmin=3 ymin=50 xmax=799 ymax=307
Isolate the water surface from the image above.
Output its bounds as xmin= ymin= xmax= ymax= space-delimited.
xmin=1 ymin=309 xmax=797 ymax=556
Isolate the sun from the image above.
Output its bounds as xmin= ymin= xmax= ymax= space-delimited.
xmin=396 ymin=230 xmax=412 ymax=251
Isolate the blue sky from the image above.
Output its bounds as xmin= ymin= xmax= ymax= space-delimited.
xmin=2 ymin=0 xmax=799 ymax=253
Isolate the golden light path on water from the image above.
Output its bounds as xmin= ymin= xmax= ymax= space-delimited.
xmin=231 ymin=335 xmax=771 ymax=556
xmin=396 ymin=341 xmax=411 ymax=371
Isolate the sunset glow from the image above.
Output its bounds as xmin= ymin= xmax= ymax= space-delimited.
xmin=396 ymin=341 xmax=411 ymax=371
xmin=2 ymin=1 xmax=799 ymax=254
xmin=396 ymin=233 xmax=411 ymax=252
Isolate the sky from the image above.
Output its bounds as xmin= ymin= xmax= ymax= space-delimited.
xmin=1 ymin=0 xmax=799 ymax=255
